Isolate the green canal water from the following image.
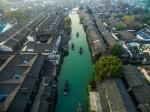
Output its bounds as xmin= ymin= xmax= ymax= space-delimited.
xmin=56 ymin=9 xmax=93 ymax=112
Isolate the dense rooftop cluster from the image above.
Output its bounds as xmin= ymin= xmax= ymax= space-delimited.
xmin=80 ymin=0 xmax=150 ymax=112
xmin=0 ymin=2 xmax=67 ymax=112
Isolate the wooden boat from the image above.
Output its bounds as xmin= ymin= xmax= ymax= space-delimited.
xmin=77 ymin=102 xmax=83 ymax=112
xmin=71 ymin=43 xmax=74 ymax=50
xmin=64 ymin=80 xmax=69 ymax=96
xmin=79 ymin=47 xmax=83 ymax=54
xmin=76 ymin=32 xmax=79 ymax=37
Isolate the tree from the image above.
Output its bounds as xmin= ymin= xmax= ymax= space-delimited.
xmin=114 ymin=21 xmax=125 ymax=31
xmin=109 ymin=44 xmax=123 ymax=57
xmin=88 ymin=78 xmax=96 ymax=91
xmin=127 ymin=21 xmax=141 ymax=30
xmin=86 ymin=6 xmax=92 ymax=15
xmin=64 ymin=16 xmax=71 ymax=26
xmin=3 ymin=6 xmax=31 ymax=24
xmin=122 ymin=15 xmax=135 ymax=25
xmin=64 ymin=16 xmax=72 ymax=35
xmin=94 ymin=55 xmax=123 ymax=81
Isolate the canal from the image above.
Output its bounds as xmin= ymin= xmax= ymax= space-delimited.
xmin=56 ymin=9 xmax=93 ymax=112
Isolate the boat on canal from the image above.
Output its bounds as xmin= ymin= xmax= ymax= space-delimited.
xmin=71 ymin=43 xmax=75 ymax=50
xmin=76 ymin=32 xmax=79 ymax=37
xmin=64 ymin=80 xmax=69 ymax=96
xmin=77 ymin=102 xmax=83 ymax=112
xmin=79 ymin=47 xmax=83 ymax=54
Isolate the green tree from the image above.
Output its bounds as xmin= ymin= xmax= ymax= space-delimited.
xmin=64 ymin=16 xmax=72 ymax=35
xmin=109 ymin=44 xmax=123 ymax=57
xmin=88 ymin=78 xmax=96 ymax=91
xmin=3 ymin=6 xmax=31 ymax=24
xmin=122 ymin=15 xmax=135 ymax=24
xmin=64 ymin=16 xmax=71 ymax=26
xmin=115 ymin=21 xmax=125 ymax=30
xmin=94 ymin=55 xmax=123 ymax=81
